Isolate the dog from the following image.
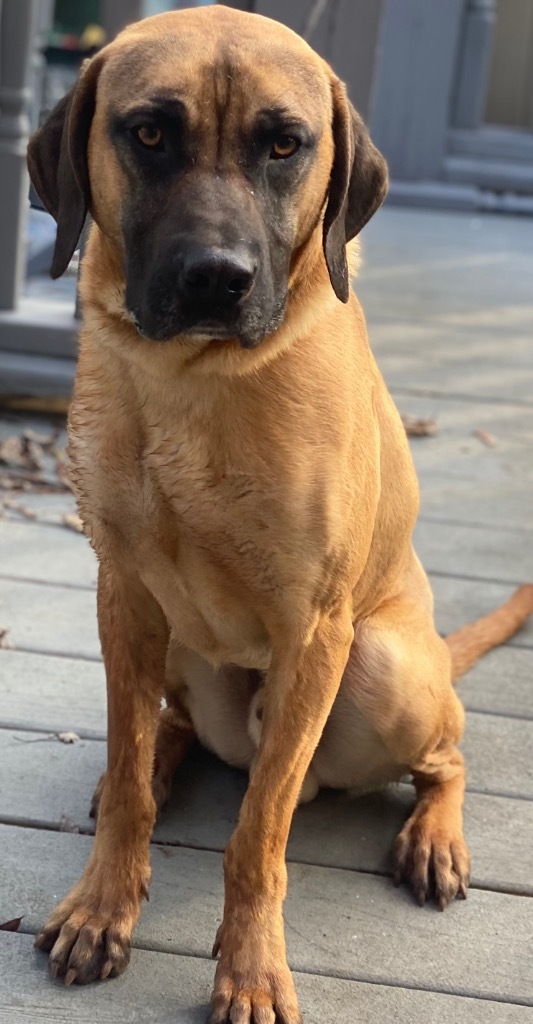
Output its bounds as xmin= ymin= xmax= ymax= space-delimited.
xmin=28 ymin=6 xmax=533 ymax=1022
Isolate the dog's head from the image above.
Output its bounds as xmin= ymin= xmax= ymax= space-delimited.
xmin=28 ymin=6 xmax=387 ymax=348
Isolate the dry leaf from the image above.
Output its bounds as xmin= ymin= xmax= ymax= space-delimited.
xmin=22 ymin=428 xmax=58 ymax=449
xmin=0 ymin=427 xmax=71 ymax=495
xmin=57 ymin=731 xmax=80 ymax=744
xmin=0 ymin=435 xmax=44 ymax=471
xmin=0 ymin=437 xmax=26 ymax=468
xmin=3 ymin=500 xmax=37 ymax=520
xmin=0 ymin=917 xmax=23 ymax=932
xmin=59 ymin=815 xmax=80 ymax=833
xmin=63 ymin=513 xmax=83 ymax=533
xmin=24 ymin=438 xmax=45 ymax=469
xmin=401 ymin=413 xmax=438 ymax=438
xmin=473 ymin=428 xmax=497 ymax=448
xmin=0 ymin=627 xmax=14 ymax=650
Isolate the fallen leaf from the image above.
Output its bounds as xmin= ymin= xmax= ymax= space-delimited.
xmin=473 ymin=428 xmax=497 ymax=448
xmin=57 ymin=731 xmax=80 ymax=744
xmin=22 ymin=428 xmax=58 ymax=449
xmin=0 ymin=425 xmax=71 ymax=495
xmin=0 ymin=627 xmax=14 ymax=650
xmin=0 ymin=435 xmax=44 ymax=471
xmin=401 ymin=413 xmax=438 ymax=438
xmin=59 ymin=815 xmax=80 ymax=833
xmin=0 ymin=437 xmax=26 ymax=468
xmin=0 ymin=917 xmax=23 ymax=932
xmin=3 ymin=500 xmax=38 ymax=520
xmin=63 ymin=512 xmax=83 ymax=533
xmin=25 ymin=438 xmax=45 ymax=469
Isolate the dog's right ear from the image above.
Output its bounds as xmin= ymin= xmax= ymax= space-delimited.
xmin=27 ymin=56 xmax=103 ymax=279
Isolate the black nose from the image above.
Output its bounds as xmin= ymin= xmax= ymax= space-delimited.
xmin=181 ymin=248 xmax=257 ymax=307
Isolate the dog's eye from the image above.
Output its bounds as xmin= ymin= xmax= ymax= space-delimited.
xmin=133 ymin=125 xmax=164 ymax=150
xmin=270 ymin=135 xmax=300 ymax=160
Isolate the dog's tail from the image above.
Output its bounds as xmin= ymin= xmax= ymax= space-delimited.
xmin=446 ymin=584 xmax=533 ymax=682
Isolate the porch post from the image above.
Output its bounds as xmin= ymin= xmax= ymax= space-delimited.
xmin=452 ymin=0 xmax=497 ymax=129
xmin=0 ymin=0 xmax=39 ymax=310
xmin=369 ymin=0 xmax=464 ymax=180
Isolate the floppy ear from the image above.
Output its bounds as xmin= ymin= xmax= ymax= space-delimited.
xmin=323 ymin=78 xmax=388 ymax=302
xmin=27 ymin=57 xmax=103 ymax=279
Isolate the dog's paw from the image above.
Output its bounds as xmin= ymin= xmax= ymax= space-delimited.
xmin=35 ymin=861 xmax=149 ymax=984
xmin=209 ymin=922 xmax=302 ymax=1024
xmin=393 ymin=813 xmax=470 ymax=910
xmin=36 ymin=899 xmax=132 ymax=985
xmin=208 ymin=967 xmax=302 ymax=1024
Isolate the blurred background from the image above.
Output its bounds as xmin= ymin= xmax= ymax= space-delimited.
xmin=0 ymin=0 xmax=532 ymax=398
xmin=0 ymin=9 xmax=532 ymax=1017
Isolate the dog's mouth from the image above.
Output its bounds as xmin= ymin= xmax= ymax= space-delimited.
xmin=127 ymin=299 xmax=287 ymax=350
xmin=128 ymin=314 xmax=259 ymax=349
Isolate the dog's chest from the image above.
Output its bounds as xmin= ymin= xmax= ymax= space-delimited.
xmin=79 ymin=401 xmax=347 ymax=669
xmin=129 ymin=438 xmax=297 ymax=668
xmin=148 ymin=538 xmax=273 ymax=670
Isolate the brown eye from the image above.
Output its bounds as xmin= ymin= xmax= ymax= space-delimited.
xmin=134 ymin=125 xmax=164 ymax=149
xmin=270 ymin=135 xmax=300 ymax=160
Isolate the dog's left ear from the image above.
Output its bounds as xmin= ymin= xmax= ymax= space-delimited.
xmin=323 ymin=78 xmax=388 ymax=302
xmin=27 ymin=56 xmax=104 ymax=279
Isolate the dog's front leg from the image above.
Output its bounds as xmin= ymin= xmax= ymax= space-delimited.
xmin=35 ymin=561 xmax=168 ymax=984
xmin=209 ymin=605 xmax=353 ymax=1024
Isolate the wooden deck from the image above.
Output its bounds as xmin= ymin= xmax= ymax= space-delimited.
xmin=1 ymin=207 xmax=532 ymax=1022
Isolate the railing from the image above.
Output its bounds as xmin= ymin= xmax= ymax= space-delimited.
xmin=0 ymin=0 xmax=146 ymax=399
xmin=0 ymin=0 xmax=40 ymax=311
xmin=0 ymin=0 xmax=77 ymax=397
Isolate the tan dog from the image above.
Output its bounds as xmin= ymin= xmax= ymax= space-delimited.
xmin=28 ymin=7 xmax=533 ymax=1023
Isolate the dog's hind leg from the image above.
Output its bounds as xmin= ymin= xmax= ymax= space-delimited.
xmin=345 ymin=553 xmax=470 ymax=909
xmin=152 ymin=703 xmax=195 ymax=812
xmin=392 ymin=583 xmax=533 ymax=908
xmin=393 ymin=748 xmax=468 ymax=909
xmin=90 ymin=704 xmax=194 ymax=819
xmin=90 ymin=639 xmax=195 ymax=821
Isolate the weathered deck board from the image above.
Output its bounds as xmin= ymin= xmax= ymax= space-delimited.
xmin=358 ymin=208 xmax=533 ymax=406
xmin=0 ymin=649 xmax=106 ymax=736
xmin=0 ymin=733 xmax=531 ymax=894
xmin=0 ymin=709 xmax=530 ymax=805
xmin=2 ymin=576 xmax=532 ymax=662
xmin=431 ymin=576 xmax=533 ymax=648
xmin=0 ymin=521 xmax=96 ymax=589
xmin=2 ymin=643 xmax=531 ymax=741
xmin=3 ymin=512 xmax=533 ymax=590
xmin=0 ymin=579 xmax=100 ymax=660
xmin=2 ymin=934 xmax=529 ymax=1024
xmin=414 ymin=519 xmax=533 ymax=584
xmin=458 ymin=646 xmax=533 ymax=719
xmin=464 ymin=712 xmax=533 ymax=797
xmin=2 ymin=825 xmax=532 ymax=1004
xmin=372 ymin=326 xmax=533 ymax=405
